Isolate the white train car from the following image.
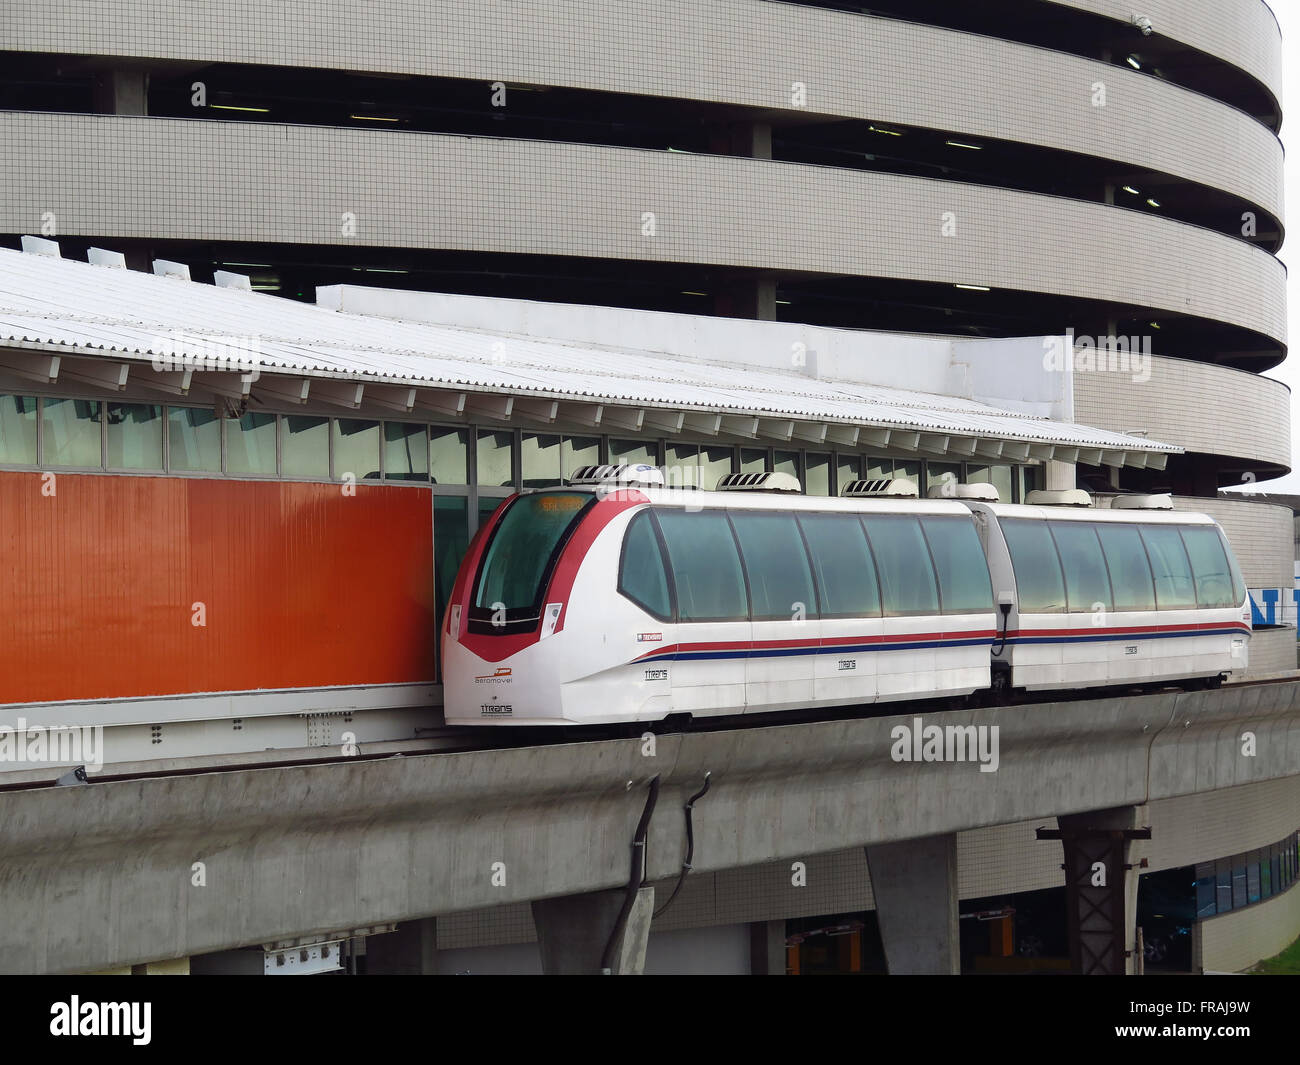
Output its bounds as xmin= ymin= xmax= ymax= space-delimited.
xmin=964 ymin=492 xmax=1251 ymax=693
xmin=442 ymin=468 xmax=996 ymax=725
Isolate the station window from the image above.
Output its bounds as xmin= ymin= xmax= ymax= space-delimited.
xmin=665 ymin=442 xmax=700 ymax=488
xmin=655 ymin=509 xmax=748 ymax=622
xmin=894 ymin=460 xmax=920 ymax=486
xmin=430 ymin=426 xmax=468 ymax=485
xmin=476 ymin=429 xmax=513 ymax=487
xmin=730 ymin=511 xmax=817 ymax=620
xmin=0 ymin=394 xmax=38 ymax=464
xmin=836 ymin=454 xmax=860 ymax=493
xmin=804 ymin=452 xmax=831 ymax=497
xmin=740 ymin=448 xmax=767 ymax=475
xmin=333 ymin=418 xmax=380 ymax=480
xmin=774 ymin=450 xmax=798 ymax=481
xmin=862 ymin=515 xmax=940 ymax=616
xmin=521 ymin=432 xmax=562 ymax=488
xmin=562 ymin=436 xmax=600 ymax=480
xmin=920 ymin=516 xmax=993 ymax=614
xmin=926 ymin=462 xmax=961 ymax=498
xmin=1140 ymin=526 xmax=1197 ymax=609
xmin=1095 ymin=524 xmax=1156 ymax=611
xmin=227 ymin=411 xmax=277 ymax=476
xmin=1000 ymin=520 xmax=1066 ymax=613
xmin=1048 ymin=522 xmax=1112 ymax=613
xmin=798 ymin=513 xmax=881 ymax=618
xmin=699 ymin=445 xmax=734 ymax=492
xmin=1179 ymin=527 xmax=1235 ymax=609
xmin=610 ymin=438 xmax=656 ymax=467
xmin=280 ymin=415 xmax=328 ymax=479
xmin=383 ymin=422 xmax=428 ymax=482
xmin=967 ymin=464 xmax=1013 ymax=504
xmin=105 ymin=403 xmax=163 ymax=470
xmin=433 ymin=495 xmax=469 ymax=645
xmin=618 ymin=511 xmax=672 ymax=620
xmin=167 ymin=406 xmax=221 ymax=472
xmin=41 ymin=397 xmax=102 ymax=467
xmin=864 ymin=456 xmax=892 ymax=481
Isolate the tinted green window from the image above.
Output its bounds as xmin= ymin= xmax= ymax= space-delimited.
xmin=105 ymin=403 xmax=163 ymax=469
xmin=804 ymin=453 xmax=830 ymax=497
xmin=1049 ymin=522 xmax=1113 ymax=612
xmin=1095 ymin=524 xmax=1156 ymax=611
xmin=476 ymin=429 xmax=514 ymax=487
xmin=521 ymin=433 xmax=561 ymax=487
xmin=862 ymin=515 xmax=939 ymax=615
xmin=167 ymin=406 xmax=221 ymax=472
xmin=280 ymin=415 xmax=328 ymax=478
xmin=655 ymin=509 xmax=748 ymax=621
xmin=611 ymin=439 xmax=656 ymax=467
xmin=798 ymin=513 xmax=881 ymax=618
xmin=562 ymin=436 xmax=600 ymax=479
xmin=474 ymin=492 xmax=589 ymax=615
xmin=430 ymin=426 xmax=468 ymax=484
xmin=921 ymin=516 xmax=993 ymax=614
xmin=740 ymin=448 xmax=767 ymax=475
xmin=228 ymin=411 xmax=278 ymax=475
xmin=0 ymin=394 xmax=38 ymax=464
xmin=1217 ymin=528 xmax=1247 ymax=605
xmin=836 ymin=456 xmax=861 ymax=493
xmin=42 ymin=398 xmax=101 ymax=467
xmin=1180 ymin=526 xmax=1236 ymax=609
xmin=1001 ymin=519 xmax=1066 ymax=613
xmin=433 ymin=495 xmax=469 ymax=677
xmin=619 ymin=512 xmax=671 ymax=619
xmin=1140 ymin=526 xmax=1196 ymax=609
xmin=384 ymin=422 xmax=428 ymax=482
xmin=926 ymin=463 xmax=961 ymax=499
xmin=730 ymin=512 xmax=817 ymax=620
xmin=333 ymin=418 xmax=380 ymax=480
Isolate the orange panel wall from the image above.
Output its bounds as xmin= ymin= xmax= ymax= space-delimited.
xmin=0 ymin=472 xmax=435 ymax=703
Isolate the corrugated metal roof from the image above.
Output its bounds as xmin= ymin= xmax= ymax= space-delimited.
xmin=0 ymin=246 xmax=1179 ymax=457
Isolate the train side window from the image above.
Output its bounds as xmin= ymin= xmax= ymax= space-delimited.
xmin=1179 ymin=526 xmax=1236 ymax=609
xmin=729 ymin=512 xmax=818 ymax=620
xmin=798 ymin=513 xmax=882 ymax=618
xmin=919 ymin=516 xmax=993 ymax=614
xmin=1095 ymin=524 xmax=1156 ymax=611
xmin=655 ymin=509 xmax=749 ymax=622
xmin=1048 ymin=521 xmax=1113 ymax=613
xmin=1000 ymin=519 xmax=1066 ymax=613
xmin=862 ymin=515 xmax=939 ymax=616
xmin=618 ymin=511 xmax=672 ymax=620
xmin=1139 ymin=526 xmax=1197 ymax=609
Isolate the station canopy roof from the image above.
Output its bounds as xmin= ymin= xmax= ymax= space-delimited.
xmin=0 ymin=243 xmax=1179 ymax=469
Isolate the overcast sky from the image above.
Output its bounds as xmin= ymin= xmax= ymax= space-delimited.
xmin=1241 ymin=1 xmax=1297 ymax=491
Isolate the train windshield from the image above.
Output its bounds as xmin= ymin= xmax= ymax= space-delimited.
xmin=472 ymin=492 xmax=592 ymax=624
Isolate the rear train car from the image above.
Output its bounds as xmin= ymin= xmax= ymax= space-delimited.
xmin=442 ymin=470 xmax=997 ymax=725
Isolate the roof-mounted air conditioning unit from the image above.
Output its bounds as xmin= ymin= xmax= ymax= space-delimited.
xmin=926 ymin=483 xmax=1000 ymax=502
xmin=1110 ymin=493 xmax=1173 ymax=510
xmin=567 ymin=464 xmax=666 ymax=487
xmin=1025 ymin=489 xmax=1093 ymax=507
xmin=842 ymin=478 xmax=919 ymax=498
xmin=716 ymin=472 xmax=802 ymax=493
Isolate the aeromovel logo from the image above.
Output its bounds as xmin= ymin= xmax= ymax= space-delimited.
xmin=474 ymin=667 xmax=513 ymax=684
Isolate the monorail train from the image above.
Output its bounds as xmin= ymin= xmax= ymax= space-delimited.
xmin=441 ymin=466 xmax=1251 ymax=725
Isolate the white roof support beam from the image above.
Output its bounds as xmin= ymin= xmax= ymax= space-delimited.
xmin=61 ymin=359 xmax=129 ymax=392
xmin=1001 ymin=441 xmax=1031 ymax=463
xmin=1028 ymin=443 xmax=1056 ymax=462
xmin=601 ymin=406 xmax=645 ymax=433
xmin=417 ymin=391 xmax=467 ymax=419
xmin=191 ymin=371 xmax=253 ymax=400
xmin=825 ymin=425 xmax=859 ymax=448
xmin=367 ymin=386 xmax=418 ymax=415
xmin=720 ymin=415 xmax=759 ymax=439
xmin=514 ymin=398 xmax=559 ymax=424
xmin=0 ymin=352 xmax=60 ymax=384
xmin=888 ymin=430 xmax=920 ymax=452
xmin=643 ymin=409 xmax=685 ymax=434
xmin=464 ymin=394 xmax=513 ymax=422
xmin=859 ymin=428 xmax=891 ymax=449
xmin=1053 ymin=446 xmax=1080 ymax=465
xmin=142 ymin=369 xmax=193 ymax=396
xmin=948 ymin=436 xmax=978 ymax=458
xmin=253 ymin=376 xmax=311 ymax=407
xmin=1077 ymin=448 xmax=1103 ymax=467
xmin=683 ymin=412 xmax=722 ymax=436
xmin=312 ymin=381 xmax=365 ymax=410
xmin=758 ymin=419 xmax=794 ymax=442
xmin=562 ymin=403 xmax=604 ymax=429
xmin=1147 ymin=453 xmax=1169 ymax=472
xmin=791 ymin=422 xmax=828 ymax=445
xmin=1099 ymin=450 xmax=1128 ymax=468
xmin=972 ymin=440 xmax=1005 ymax=460
xmin=916 ymin=433 xmax=950 ymax=456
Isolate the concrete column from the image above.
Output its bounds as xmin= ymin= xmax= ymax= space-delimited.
xmin=532 ymin=886 xmax=654 ymax=974
xmin=707 ymin=120 xmax=772 ymax=159
xmin=864 ymin=833 xmax=960 ymax=974
xmin=366 ymin=917 xmax=437 ymax=974
xmin=1053 ymin=805 xmax=1150 ymax=975
xmin=749 ymin=920 xmax=787 ymax=974
xmin=714 ymin=277 xmax=777 ymax=321
xmin=1045 ymin=460 xmax=1076 ymax=491
xmin=92 ymin=68 xmax=149 ymax=116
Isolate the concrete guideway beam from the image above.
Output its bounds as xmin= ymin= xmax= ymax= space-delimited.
xmin=865 ymin=834 xmax=960 ymax=975
xmin=0 ymin=679 xmax=1297 ymax=973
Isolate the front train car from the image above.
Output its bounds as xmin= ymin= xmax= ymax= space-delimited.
xmin=442 ymin=466 xmax=998 ymax=725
